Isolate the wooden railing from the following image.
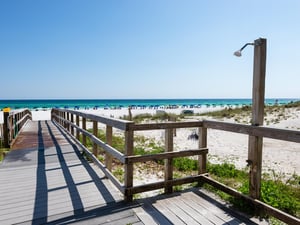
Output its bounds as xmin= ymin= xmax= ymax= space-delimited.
xmin=51 ymin=108 xmax=208 ymax=202
xmin=2 ymin=109 xmax=32 ymax=148
xmin=51 ymin=108 xmax=300 ymax=224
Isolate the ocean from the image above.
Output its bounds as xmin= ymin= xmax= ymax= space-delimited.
xmin=0 ymin=98 xmax=298 ymax=110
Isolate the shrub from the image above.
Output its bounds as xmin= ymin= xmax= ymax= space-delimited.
xmin=173 ymin=157 xmax=198 ymax=171
xmin=208 ymin=162 xmax=247 ymax=179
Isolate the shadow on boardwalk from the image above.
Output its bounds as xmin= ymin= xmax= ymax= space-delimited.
xmin=0 ymin=121 xmax=139 ymax=224
xmin=31 ymin=121 xmax=119 ymax=224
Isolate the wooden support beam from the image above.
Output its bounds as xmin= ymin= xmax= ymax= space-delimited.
xmin=93 ymin=120 xmax=98 ymax=157
xmin=198 ymin=127 xmax=207 ymax=174
xmin=125 ymin=148 xmax=208 ymax=164
xmin=3 ymin=111 xmax=10 ymax=148
xmin=248 ymin=38 xmax=267 ymax=200
xmin=66 ymin=112 xmax=70 ymax=132
xmin=82 ymin=117 xmax=86 ymax=146
xmin=105 ymin=125 xmax=113 ymax=171
xmin=124 ymin=130 xmax=134 ymax=202
xmin=164 ymin=128 xmax=173 ymax=194
xmin=76 ymin=115 xmax=80 ymax=140
xmin=70 ymin=114 xmax=74 ymax=135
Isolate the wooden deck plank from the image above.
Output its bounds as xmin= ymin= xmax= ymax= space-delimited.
xmin=0 ymin=121 xmax=130 ymax=225
xmin=180 ymin=192 xmax=228 ymax=225
xmin=135 ymin=198 xmax=173 ymax=225
xmin=151 ymin=198 xmax=187 ymax=225
xmin=186 ymin=191 xmax=262 ymax=225
xmin=184 ymin=191 xmax=237 ymax=223
xmin=167 ymin=195 xmax=214 ymax=225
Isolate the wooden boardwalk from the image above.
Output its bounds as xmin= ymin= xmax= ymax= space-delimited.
xmin=0 ymin=120 xmax=267 ymax=224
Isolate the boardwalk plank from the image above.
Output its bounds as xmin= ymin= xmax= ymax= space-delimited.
xmin=152 ymin=198 xmax=186 ymax=225
xmin=0 ymin=121 xmax=130 ymax=225
xmin=167 ymin=195 xmax=214 ymax=225
xmin=180 ymin=193 xmax=228 ymax=225
xmin=162 ymin=197 xmax=201 ymax=225
xmin=136 ymin=197 xmax=173 ymax=225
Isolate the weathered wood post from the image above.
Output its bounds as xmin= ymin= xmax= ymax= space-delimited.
xmin=63 ymin=112 xmax=66 ymax=129
xmin=93 ymin=121 xmax=98 ymax=157
xmin=198 ymin=126 xmax=207 ymax=174
xmin=248 ymin=38 xmax=267 ymax=200
xmin=82 ymin=117 xmax=86 ymax=146
xmin=124 ymin=128 xmax=134 ymax=202
xmin=165 ymin=128 xmax=174 ymax=194
xmin=106 ymin=125 xmax=113 ymax=171
xmin=76 ymin=115 xmax=80 ymax=140
xmin=66 ymin=112 xmax=70 ymax=132
xmin=70 ymin=114 xmax=74 ymax=136
xmin=128 ymin=106 xmax=132 ymax=121
xmin=3 ymin=108 xmax=10 ymax=148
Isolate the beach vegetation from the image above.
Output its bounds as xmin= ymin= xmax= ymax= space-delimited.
xmin=205 ymin=162 xmax=300 ymax=220
xmin=197 ymin=100 xmax=300 ymax=125
xmin=0 ymin=148 xmax=3 ymax=161
xmin=112 ymin=166 xmax=124 ymax=183
xmin=0 ymin=148 xmax=9 ymax=162
xmin=173 ymin=157 xmax=198 ymax=171
xmin=120 ymin=112 xmax=180 ymax=123
xmin=199 ymin=105 xmax=251 ymax=122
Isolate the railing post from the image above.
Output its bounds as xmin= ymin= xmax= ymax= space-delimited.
xmin=13 ymin=114 xmax=17 ymax=139
xmin=17 ymin=113 xmax=20 ymax=134
xmin=82 ymin=117 xmax=86 ymax=146
xmin=3 ymin=110 xmax=10 ymax=148
xmin=165 ymin=128 xmax=173 ymax=194
xmin=60 ymin=111 xmax=63 ymax=126
xmin=63 ymin=112 xmax=67 ymax=129
xmin=70 ymin=114 xmax=74 ymax=136
xmin=93 ymin=120 xmax=98 ymax=157
xmin=59 ymin=111 xmax=63 ymax=125
xmin=198 ymin=127 xmax=207 ymax=174
xmin=9 ymin=115 xmax=13 ymax=143
xmin=76 ymin=115 xmax=80 ymax=140
xmin=248 ymin=38 xmax=266 ymax=200
xmin=66 ymin=112 xmax=70 ymax=132
xmin=106 ymin=125 xmax=113 ymax=171
xmin=124 ymin=129 xmax=134 ymax=202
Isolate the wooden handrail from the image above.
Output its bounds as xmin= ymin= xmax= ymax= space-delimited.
xmin=125 ymin=148 xmax=208 ymax=164
xmin=131 ymin=121 xmax=203 ymax=131
xmin=51 ymin=108 xmax=208 ymax=200
xmin=203 ymin=120 xmax=300 ymax=143
xmin=55 ymin=108 xmax=134 ymax=130
xmin=54 ymin=116 xmax=125 ymax=163
xmin=2 ymin=109 xmax=32 ymax=147
xmin=51 ymin=108 xmax=300 ymax=224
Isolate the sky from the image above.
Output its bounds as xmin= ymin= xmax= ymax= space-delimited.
xmin=0 ymin=0 xmax=300 ymax=99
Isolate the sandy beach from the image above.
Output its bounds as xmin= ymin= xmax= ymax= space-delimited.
xmin=1 ymin=105 xmax=299 ymax=179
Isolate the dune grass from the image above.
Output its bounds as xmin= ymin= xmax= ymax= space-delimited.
xmin=0 ymin=148 xmax=10 ymax=162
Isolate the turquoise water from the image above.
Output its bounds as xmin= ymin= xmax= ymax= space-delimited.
xmin=0 ymin=98 xmax=298 ymax=110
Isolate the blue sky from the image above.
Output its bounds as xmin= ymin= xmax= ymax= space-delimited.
xmin=1 ymin=1 xmax=299 ymax=99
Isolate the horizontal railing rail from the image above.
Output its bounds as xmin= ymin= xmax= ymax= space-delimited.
xmin=203 ymin=120 xmax=300 ymax=143
xmin=51 ymin=108 xmax=208 ymax=202
xmin=51 ymin=108 xmax=300 ymax=224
